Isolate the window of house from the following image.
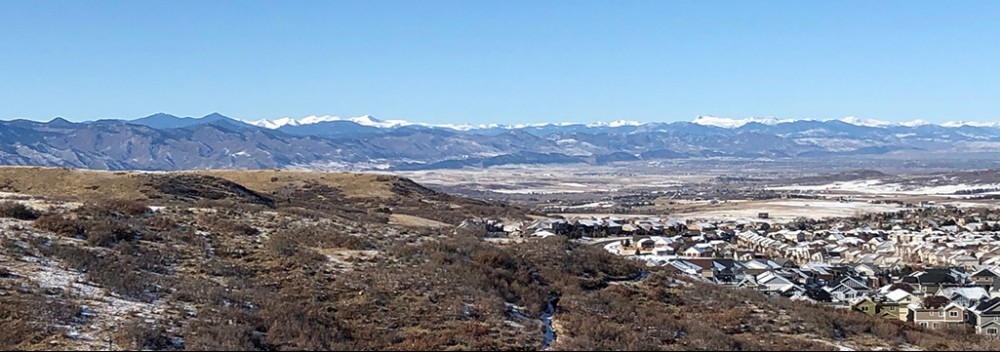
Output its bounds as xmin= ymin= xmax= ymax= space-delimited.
xmin=988 ymin=328 xmax=998 ymax=335
xmin=920 ymin=322 xmax=928 ymax=328
xmin=950 ymin=311 xmax=958 ymax=317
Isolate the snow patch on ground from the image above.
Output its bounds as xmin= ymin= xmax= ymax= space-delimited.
xmin=566 ymin=201 xmax=615 ymax=209
xmin=489 ymin=188 xmax=588 ymax=194
xmin=769 ymin=180 xmax=1000 ymax=196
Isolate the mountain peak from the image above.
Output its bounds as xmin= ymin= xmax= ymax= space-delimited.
xmin=692 ymin=116 xmax=793 ymax=128
xmin=144 ymin=112 xmax=179 ymax=119
xmin=839 ymin=116 xmax=891 ymax=127
xmin=943 ymin=121 xmax=1000 ymax=128
xmin=588 ymin=120 xmax=641 ymax=128
xmin=130 ymin=112 xmax=246 ymax=129
xmin=201 ymin=112 xmax=230 ymax=121
xmin=900 ymin=119 xmax=931 ymax=127
xmin=47 ymin=117 xmax=75 ymax=127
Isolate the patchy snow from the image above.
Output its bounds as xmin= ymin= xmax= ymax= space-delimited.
xmin=769 ymin=180 xmax=1000 ymax=196
xmin=588 ymin=120 xmax=641 ymax=128
xmin=3 ymin=248 xmax=166 ymax=350
xmin=540 ymin=297 xmax=558 ymax=350
xmin=566 ymin=201 xmax=615 ymax=209
xmin=768 ymin=200 xmax=887 ymax=209
xmin=943 ymin=121 xmax=1000 ymax=128
xmin=489 ymin=188 xmax=588 ymax=194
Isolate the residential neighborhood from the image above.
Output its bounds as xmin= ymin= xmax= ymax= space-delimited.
xmin=476 ymin=204 xmax=1000 ymax=335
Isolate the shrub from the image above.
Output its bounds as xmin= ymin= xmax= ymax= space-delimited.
xmin=117 ymin=320 xmax=176 ymax=350
xmin=34 ymin=214 xmax=85 ymax=237
xmin=266 ymin=233 xmax=327 ymax=267
xmin=146 ymin=214 xmax=177 ymax=230
xmin=923 ymin=295 xmax=950 ymax=309
xmin=271 ymin=226 xmax=375 ymax=251
xmin=85 ymin=219 xmax=138 ymax=247
xmin=100 ymin=199 xmax=150 ymax=217
xmin=0 ymin=201 xmax=38 ymax=220
xmin=0 ymin=289 xmax=81 ymax=349
xmin=199 ymin=214 xmax=259 ymax=236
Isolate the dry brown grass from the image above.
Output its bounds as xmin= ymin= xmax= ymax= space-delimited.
xmin=389 ymin=214 xmax=453 ymax=228
xmin=0 ymin=167 xmax=148 ymax=200
xmin=0 ymin=167 xmax=400 ymax=201
xmin=194 ymin=170 xmax=396 ymax=199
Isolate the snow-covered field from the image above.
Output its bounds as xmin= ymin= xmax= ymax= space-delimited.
xmin=489 ymin=188 xmax=590 ymax=194
xmin=769 ymin=180 xmax=1000 ymax=197
xmin=672 ymin=199 xmax=903 ymax=222
xmin=566 ymin=201 xmax=615 ymax=209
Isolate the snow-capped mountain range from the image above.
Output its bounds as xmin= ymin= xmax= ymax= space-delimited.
xmin=0 ymin=112 xmax=998 ymax=171
xmin=249 ymin=115 xmax=413 ymax=129
xmin=246 ymin=115 xmax=644 ymax=130
xmin=690 ymin=116 xmax=961 ymax=129
xmin=246 ymin=114 xmax=997 ymax=130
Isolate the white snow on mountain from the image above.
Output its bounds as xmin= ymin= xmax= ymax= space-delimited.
xmin=900 ymin=119 xmax=930 ymax=127
xmin=299 ymin=115 xmax=342 ymax=124
xmin=692 ymin=116 xmax=796 ymax=128
xmin=943 ymin=121 xmax=1000 ymax=128
xmin=693 ymin=115 xmax=1000 ymax=129
xmin=348 ymin=115 xmax=412 ymax=128
xmin=839 ymin=116 xmax=891 ymax=127
xmin=248 ymin=115 xmax=412 ymax=129
xmin=588 ymin=120 xmax=642 ymax=128
xmin=248 ymin=117 xmax=300 ymax=129
xmin=248 ymin=114 xmax=1000 ymax=130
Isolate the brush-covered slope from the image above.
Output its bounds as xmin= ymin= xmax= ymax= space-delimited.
xmin=0 ymin=167 xmax=998 ymax=351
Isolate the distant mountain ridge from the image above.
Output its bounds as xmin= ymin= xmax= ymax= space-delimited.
xmin=0 ymin=112 xmax=997 ymax=171
xmin=244 ymin=114 xmax=999 ymax=130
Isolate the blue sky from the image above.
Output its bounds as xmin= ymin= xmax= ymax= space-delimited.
xmin=1 ymin=1 xmax=999 ymax=124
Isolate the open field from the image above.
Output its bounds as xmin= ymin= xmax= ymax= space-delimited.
xmin=394 ymin=161 xmax=1000 ymax=222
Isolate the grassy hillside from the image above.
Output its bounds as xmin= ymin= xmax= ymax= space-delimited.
xmin=0 ymin=167 xmax=528 ymax=225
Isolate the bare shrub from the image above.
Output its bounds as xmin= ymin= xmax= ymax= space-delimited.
xmin=89 ymin=199 xmax=149 ymax=217
xmin=34 ymin=214 xmax=85 ymax=237
xmin=0 ymin=201 xmax=38 ymax=220
xmin=199 ymin=214 xmax=259 ymax=236
xmin=117 ymin=319 xmax=176 ymax=350
xmin=85 ymin=219 xmax=138 ymax=247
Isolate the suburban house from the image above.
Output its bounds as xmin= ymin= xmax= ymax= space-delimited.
xmin=851 ymin=297 xmax=879 ymax=316
xmin=969 ymin=297 xmax=1000 ymax=335
xmin=683 ymin=243 xmax=715 ymax=258
xmin=907 ymin=300 xmax=966 ymax=329
xmin=738 ymin=271 xmax=803 ymax=297
xmin=937 ymin=286 xmax=990 ymax=308
xmin=971 ymin=267 xmax=1000 ymax=287
xmin=882 ymin=288 xmax=918 ymax=320
xmin=901 ymin=269 xmax=966 ymax=295
xmin=826 ymin=276 xmax=873 ymax=303
xmin=710 ymin=259 xmax=742 ymax=285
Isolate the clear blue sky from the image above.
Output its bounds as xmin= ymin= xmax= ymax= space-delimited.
xmin=1 ymin=1 xmax=999 ymax=124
